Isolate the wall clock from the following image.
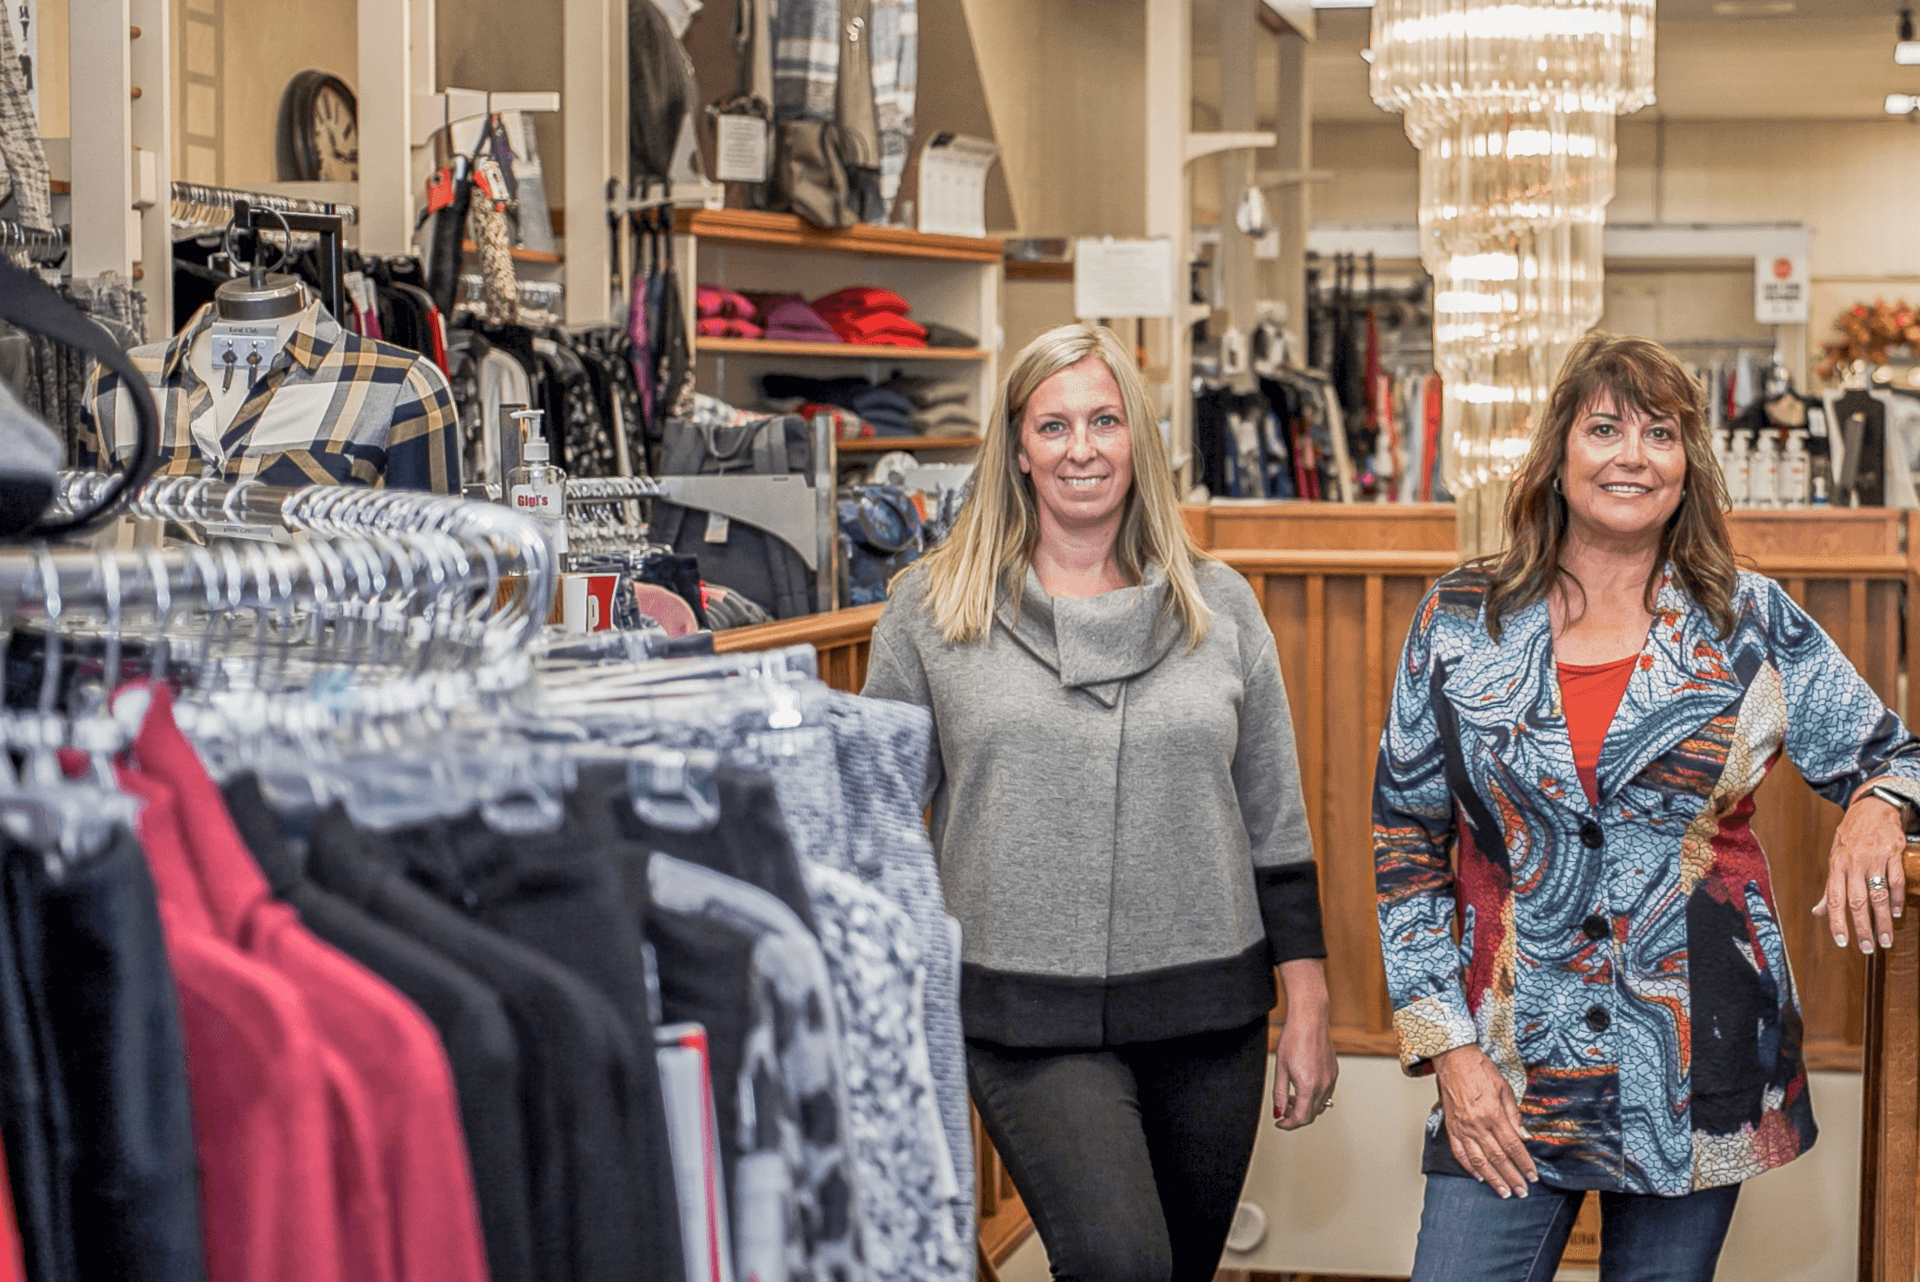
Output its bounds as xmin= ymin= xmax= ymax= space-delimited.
xmin=276 ymin=70 xmax=359 ymax=183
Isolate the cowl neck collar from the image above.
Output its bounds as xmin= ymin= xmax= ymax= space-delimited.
xmin=993 ymin=563 xmax=1182 ymax=706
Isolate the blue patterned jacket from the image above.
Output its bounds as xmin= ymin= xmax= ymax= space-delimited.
xmin=1374 ymin=563 xmax=1920 ymax=1195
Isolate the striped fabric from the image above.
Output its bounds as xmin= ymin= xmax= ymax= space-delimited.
xmin=870 ymin=0 xmax=916 ymax=216
xmin=78 ymin=301 xmax=462 ymax=494
xmin=772 ymin=0 xmax=840 ymax=121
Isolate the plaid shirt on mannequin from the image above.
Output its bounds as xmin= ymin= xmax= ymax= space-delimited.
xmin=78 ymin=301 xmax=462 ymax=493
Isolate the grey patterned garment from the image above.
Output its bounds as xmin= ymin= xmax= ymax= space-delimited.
xmin=821 ymin=693 xmax=972 ymax=1248
xmin=803 ymin=863 xmax=966 ymax=1282
xmin=651 ymin=854 xmax=868 ymax=1282
xmin=0 ymin=13 xmax=51 ymax=249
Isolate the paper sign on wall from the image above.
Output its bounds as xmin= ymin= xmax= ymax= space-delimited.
xmin=917 ymin=134 xmax=999 ymax=238
xmin=1756 ymin=253 xmax=1809 ymax=324
xmin=1073 ymin=237 xmax=1176 ymax=319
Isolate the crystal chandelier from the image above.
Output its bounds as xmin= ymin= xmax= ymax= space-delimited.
xmin=1371 ymin=0 xmax=1655 ymax=553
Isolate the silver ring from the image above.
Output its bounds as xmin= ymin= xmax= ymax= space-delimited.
xmin=1868 ymin=875 xmax=1890 ymax=892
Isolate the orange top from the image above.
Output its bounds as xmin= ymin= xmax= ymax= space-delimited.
xmin=1557 ymin=654 xmax=1639 ymax=805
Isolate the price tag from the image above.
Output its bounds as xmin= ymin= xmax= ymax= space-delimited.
xmin=201 ymin=521 xmax=291 ymax=545
xmin=714 ymin=116 xmax=770 ymax=184
xmin=425 ymin=167 xmax=457 ymax=213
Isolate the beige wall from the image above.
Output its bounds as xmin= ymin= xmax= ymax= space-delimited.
xmin=962 ymin=0 xmax=1145 ymax=238
xmin=161 ymin=0 xmax=569 ymax=195
xmin=1311 ymin=116 xmax=1920 ymax=378
xmin=437 ymin=0 xmax=567 ymax=202
xmin=213 ymin=0 xmax=356 ymax=185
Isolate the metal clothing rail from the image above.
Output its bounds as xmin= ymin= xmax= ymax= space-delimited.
xmin=46 ymin=473 xmax=558 ymax=652
xmin=170 ymin=182 xmax=359 ymax=233
xmin=563 ymin=414 xmax=839 ymax=609
xmin=0 ymin=218 xmax=68 ymax=263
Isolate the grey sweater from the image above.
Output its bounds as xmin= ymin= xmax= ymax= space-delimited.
xmin=862 ymin=557 xmax=1325 ymax=1047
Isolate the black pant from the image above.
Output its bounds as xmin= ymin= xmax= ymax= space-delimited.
xmin=967 ymin=1019 xmax=1268 ymax=1282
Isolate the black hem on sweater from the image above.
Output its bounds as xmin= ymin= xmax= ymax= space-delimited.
xmin=961 ymin=941 xmax=1278 ymax=1048
xmin=1255 ymin=862 xmax=1329 ymax=964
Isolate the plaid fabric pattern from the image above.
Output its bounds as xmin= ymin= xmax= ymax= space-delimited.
xmin=772 ymin=0 xmax=839 ymax=121
xmin=78 ymin=301 xmax=462 ymax=493
xmin=870 ymin=0 xmax=916 ymax=216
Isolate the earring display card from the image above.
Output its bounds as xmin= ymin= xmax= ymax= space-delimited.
xmin=209 ymin=321 xmax=281 ymax=390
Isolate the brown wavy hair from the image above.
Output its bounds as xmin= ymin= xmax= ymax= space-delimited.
xmin=1480 ymin=332 xmax=1736 ymax=642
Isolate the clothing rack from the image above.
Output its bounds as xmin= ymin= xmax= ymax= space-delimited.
xmin=563 ymin=412 xmax=838 ymax=610
xmin=0 ymin=218 xmax=68 ymax=264
xmin=40 ymin=473 xmax=558 ymax=655
xmin=170 ymin=183 xmax=359 ymax=235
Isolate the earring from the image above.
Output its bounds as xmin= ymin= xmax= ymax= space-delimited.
xmin=1553 ymin=476 xmax=1564 ymax=495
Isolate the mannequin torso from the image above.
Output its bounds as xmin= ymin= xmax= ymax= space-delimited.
xmin=187 ymin=311 xmax=306 ymax=434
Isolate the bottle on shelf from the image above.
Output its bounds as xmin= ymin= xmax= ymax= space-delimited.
xmin=1750 ymin=429 xmax=1779 ymax=510
xmin=507 ymin=408 xmax=570 ymax=562
xmin=1781 ymin=430 xmax=1810 ymax=509
xmin=1724 ymin=430 xmax=1751 ymax=508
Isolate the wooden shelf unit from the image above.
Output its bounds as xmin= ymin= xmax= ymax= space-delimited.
xmin=834 ymin=436 xmax=982 ymax=454
xmin=462 ymin=241 xmax=564 ymax=265
xmin=695 ymin=336 xmax=988 ymax=361
xmin=674 ymin=208 xmax=1003 ymax=262
xmin=678 ymin=207 xmax=1002 ymax=493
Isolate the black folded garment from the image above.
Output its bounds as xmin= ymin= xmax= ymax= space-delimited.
xmin=922 ymin=321 xmax=977 ymax=349
xmin=757 ymin=373 xmax=916 ymax=434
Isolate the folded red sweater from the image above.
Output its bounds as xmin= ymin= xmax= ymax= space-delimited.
xmin=828 ymin=311 xmax=928 ymax=345
xmin=811 ymin=286 xmax=911 ymax=316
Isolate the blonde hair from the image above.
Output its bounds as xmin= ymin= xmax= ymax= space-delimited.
xmin=911 ymin=323 xmax=1214 ymax=645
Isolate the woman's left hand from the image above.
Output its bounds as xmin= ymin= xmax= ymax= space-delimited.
xmin=1273 ymin=958 xmax=1338 ymax=1130
xmin=1815 ymin=785 xmax=1909 ymax=954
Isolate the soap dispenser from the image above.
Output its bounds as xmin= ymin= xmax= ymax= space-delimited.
xmin=507 ymin=408 xmax=569 ymax=559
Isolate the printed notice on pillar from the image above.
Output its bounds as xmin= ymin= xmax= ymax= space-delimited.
xmin=1073 ymin=238 xmax=1176 ymax=319
xmin=714 ymin=116 xmax=770 ymax=184
xmin=918 ymin=134 xmax=1000 ymax=238
xmin=1756 ymin=253 xmax=1809 ymax=324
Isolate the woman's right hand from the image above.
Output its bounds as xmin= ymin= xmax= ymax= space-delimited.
xmin=1433 ymin=1044 xmax=1538 ymax=1199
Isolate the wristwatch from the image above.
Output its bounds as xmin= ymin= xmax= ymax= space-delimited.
xmin=1865 ymin=784 xmax=1920 ymax=833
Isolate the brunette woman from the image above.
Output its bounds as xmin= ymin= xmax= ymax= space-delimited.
xmin=1375 ymin=333 xmax=1920 ymax=1281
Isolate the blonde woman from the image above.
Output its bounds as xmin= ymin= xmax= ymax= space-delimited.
xmin=863 ymin=324 xmax=1335 ymax=1282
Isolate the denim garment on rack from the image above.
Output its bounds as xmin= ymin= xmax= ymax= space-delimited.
xmin=648 ymin=854 xmax=864 ymax=1282
xmin=803 ymin=864 xmax=966 ymax=1282
xmin=821 ymin=694 xmax=970 ymax=1243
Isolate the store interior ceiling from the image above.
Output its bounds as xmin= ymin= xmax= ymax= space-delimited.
xmin=1191 ymin=0 xmax=1920 ymax=123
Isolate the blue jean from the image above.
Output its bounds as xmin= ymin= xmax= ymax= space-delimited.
xmin=1411 ymin=1173 xmax=1741 ymax=1282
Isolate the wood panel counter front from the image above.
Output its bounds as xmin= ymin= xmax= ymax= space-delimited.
xmin=717 ymin=504 xmax=1918 ymax=1072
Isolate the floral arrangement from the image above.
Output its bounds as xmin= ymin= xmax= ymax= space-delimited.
xmin=1817 ymin=299 xmax=1920 ymax=381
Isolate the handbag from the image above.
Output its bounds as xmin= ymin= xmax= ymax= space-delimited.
xmin=837 ymin=482 xmax=923 ymax=606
